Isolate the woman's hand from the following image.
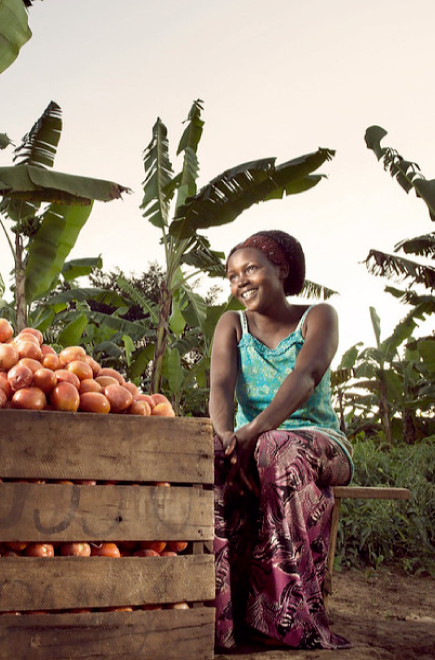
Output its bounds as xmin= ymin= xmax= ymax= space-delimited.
xmin=224 ymin=424 xmax=260 ymax=497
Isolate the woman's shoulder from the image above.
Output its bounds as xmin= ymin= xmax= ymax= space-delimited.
xmin=214 ymin=310 xmax=243 ymax=342
xmin=301 ymin=302 xmax=338 ymax=335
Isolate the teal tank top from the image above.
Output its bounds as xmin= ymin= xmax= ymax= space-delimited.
xmin=235 ymin=307 xmax=342 ymax=434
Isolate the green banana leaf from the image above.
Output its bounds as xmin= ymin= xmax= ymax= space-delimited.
xmin=0 ymin=163 xmax=131 ymax=204
xmin=0 ymin=0 xmax=31 ymax=75
xmin=25 ymin=203 xmax=94 ymax=303
xmin=169 ymin=149 xmax=335 ymax=239
xmin=61 ymin=256 xmax=103 ymax=281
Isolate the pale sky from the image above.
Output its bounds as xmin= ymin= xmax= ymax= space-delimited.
xmin=1 ymin=0 xmax=434 ymax=363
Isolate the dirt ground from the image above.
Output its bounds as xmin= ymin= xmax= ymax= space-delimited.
xmin=214 ymin=566 xmax=435 ymax=660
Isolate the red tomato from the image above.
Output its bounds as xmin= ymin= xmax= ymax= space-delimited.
xmin=58 ymin=346 xmax=86 ymax=367
xmin=97 ymin=368 xmax=124 ymax=385
xmin=7 ymin=364 xmax=33 ymax=391
xmin=32 ymin=368 xmax=57 ymax=394
xmin=15 ymin=340 xmax=42 ymax=361
xmin=0 ymin=343 xmax=19 ymax=370
xmin=50 ymin=382 xmax=80 ymax=412
xmin=18 ymin=357 xmax=43 ymax=374
xmin=12 ymin=387 xmax=46 ymax=410
xmin=26 ymin=543 xmax=54 ymax=557
xmin=103 ymin=384 xmax=133 ymax=413
xmin=54 ymin=369 xmax=80 ymax=389
xmin=168 ymin=541 xmax=188 ymax=553
xmin=91 ymin=542 xmax=121 ymax=557
xmin=139 ymin=541 xmax=167 ymax=553
xmin=79 ymin=378 xmax=103 ymax=394
xmin=79 ymin=392 xmax=111 ymax=414
xmin=127 ymin=399 xmax=151 ymax=416
xmin=0 ymin=319 xmax=14 ymax=343
xmin=67 ymin=360 xmax=93 ymax=381
xmin=60 ymin=542 xmax=91 ymax=557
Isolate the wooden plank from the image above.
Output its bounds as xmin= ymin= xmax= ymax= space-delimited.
xmin=0 ymin=482 xmax=213 ymax=542
xmin=0 ymin=607 xmax=215 ymax=660
xmin=0 ymin=410 xmax=214 ymax=484
xmin=0 ymin=555 xmax=215 ymax=611
xmin=333 ymin=486 xmax=410 ymax=500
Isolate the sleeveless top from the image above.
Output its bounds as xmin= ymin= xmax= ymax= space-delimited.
xmin=235 ymin=307 xmax=354 ymax=465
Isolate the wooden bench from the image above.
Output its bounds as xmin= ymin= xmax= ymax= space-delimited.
xmin=324 ymin=486 xmax=411 ymax=606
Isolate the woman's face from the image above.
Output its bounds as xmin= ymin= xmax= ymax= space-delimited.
xmin=226 ymin=247 xmax=287 ymax=310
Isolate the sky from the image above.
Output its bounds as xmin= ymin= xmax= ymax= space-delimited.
xmin=1 ymin=0 xmax=434 ymax=364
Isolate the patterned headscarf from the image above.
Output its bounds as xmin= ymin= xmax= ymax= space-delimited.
xmin=226 ymin=230 xmax=305 ymax=296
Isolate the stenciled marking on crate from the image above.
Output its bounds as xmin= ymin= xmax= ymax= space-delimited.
xmin=0 ymin=482 xmax=207 ymax=540
xmin=0 ymin=483 xmax=125 ymax=538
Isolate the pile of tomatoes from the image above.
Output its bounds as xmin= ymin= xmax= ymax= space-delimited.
xmin=0 ymin=319 xmax=175 ymax=416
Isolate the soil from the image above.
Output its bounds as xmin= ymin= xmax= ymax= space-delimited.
xmin=214 ymin=566 xmax=435 ymax=660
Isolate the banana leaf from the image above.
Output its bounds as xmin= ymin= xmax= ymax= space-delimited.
xmin=25 ymin=203 xmax=94 ymax=303
xmin=0 ymin=0 xmax=31 ymax=75
xmin=0 ymin=163 xmax=131 ymax=204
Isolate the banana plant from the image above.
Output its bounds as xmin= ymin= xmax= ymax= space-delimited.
xmin=0 ymin=0 xmax=32 ymax=75
xmin=141 ymin=99 xmax=335 ymax=394
xmin=0 ymin=101 xmax=130 ymax=330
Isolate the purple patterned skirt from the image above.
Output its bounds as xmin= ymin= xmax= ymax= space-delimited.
xmin=213 ymin=428 xmax=352 ymax=650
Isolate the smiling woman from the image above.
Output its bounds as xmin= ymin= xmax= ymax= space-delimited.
xmin=209 ymin=229 xmax=354 ymax=652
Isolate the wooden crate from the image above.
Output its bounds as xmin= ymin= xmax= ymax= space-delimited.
xmin=0 ymin=410 xmax=216 ymax=660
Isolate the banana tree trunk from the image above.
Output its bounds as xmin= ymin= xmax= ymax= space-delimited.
xmin=378 ymin=373 xmax=393 ymax=446
xmin=14 ymin=233 xmax=27 ymax=331
xmin=151 ymin=280 xmax=172 ymax=394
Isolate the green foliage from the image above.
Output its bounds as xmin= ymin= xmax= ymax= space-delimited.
xmin=0 ymin=101 xmax=130 ymax=329
xmin=0 ymin=0 xmax=32 ymax=75
xmin=336 ymin=435 xmax=435 ymax=576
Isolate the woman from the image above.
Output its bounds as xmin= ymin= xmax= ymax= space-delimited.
xmin=209 ymin=230 xmax=353 ymax=650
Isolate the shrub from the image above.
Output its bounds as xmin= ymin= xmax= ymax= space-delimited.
xmin=335 ymin=435 xmax=435 ymax=576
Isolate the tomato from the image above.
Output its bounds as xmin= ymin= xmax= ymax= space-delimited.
xmin=133 ymin=548 xmax=160 ymax=557
xmin=152 ymin=402 xmax=175 ymax=417
xmin=0 ymin=319 xmax=14 ymax=343
xmin=150 ymin=393 xmax=171 ymax=407
xmin=26 ymin=543 xmax=55 ymax=557
xmin=67 ymin=360 xmax=94 ymax=381
xmin=103 ymin=384 xmax=133 ymax=413
xmin=127 ymin=399 xmax=151 ymax=416
xmin=0 ymin=389 xmax=8 ymax=409
xmin=97 ymin=367 xmax=124 ymax=385
xmin=16 ymin=332 xmax=40 ymax=346
xmin=168 ymin=541 xmax=188 ymax=553
xmin=95 ymin=375 xmax=119 ymax=388
xmin=41 ymin=344 xmax=57 ymax=356
xmin=122 ymin=381 xmax=140 ymax=396
xmin=15 ymin=340 xmax=42 ymax=361
xmin=32 ymin=368 xmax=57 ymax=394
xmin=50 ymin=382 xmax=80 ymax=412
xmin=160 ymin=550 xmax=177 ymax=557
xmin=60 ymin=542 xmax=91 ymax=557
xmin=7 ymin=364 xmax=33 ymax=391
xmin=12 ymin=387 xmax=47 ymax=410
xmin=0 ymin=342 xmax=19 ymax=370
xmin=4 ymin=541 xmax=28 ymax=552
xmin=79 ymin=378 xmax=103 ymax=394
xmin=134 ymin=393 xmax=155 ymax=411
xmin=138 ymin=541 xmax=167 ymax=553
xmin=79 ymin=392 xmax=111 ymax=414
xmin=42 ymin=353 xmax=61 ymax=370
xmin=54 ymin=369 xmax=80 ymax=389
xmin=91 ymin=542 xmax=121 ymax=557
xmin=58 ymin=346 xmax=86 ymax=367
xmin=84 ymin=355 xmax=101 ymax=376
xmin=18 ymin=357 xmax=43 ymax=374
xmin=19 ymin=327 xmax=43 ymax=345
